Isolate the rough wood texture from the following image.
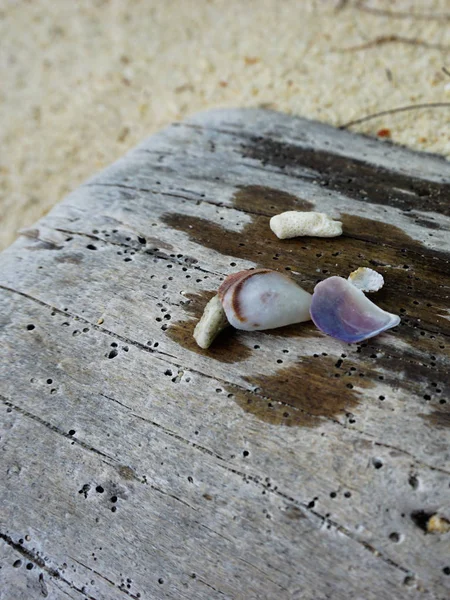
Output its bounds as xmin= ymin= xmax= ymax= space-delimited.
xmin=1 ymin=108 xmax=449 ymax=600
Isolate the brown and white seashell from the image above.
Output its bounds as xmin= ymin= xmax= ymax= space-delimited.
xmin=218 ymin=269 xmax=312 ymax=331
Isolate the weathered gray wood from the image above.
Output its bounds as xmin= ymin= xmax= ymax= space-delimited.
xmin=1 ymin=108 xmax=449 ymax=600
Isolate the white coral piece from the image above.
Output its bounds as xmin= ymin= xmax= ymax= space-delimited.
xmin=270 ymin=211 xmax=343 ymax=239
xmin=348 ymin=267 xmax=384 ymax=293
xmin=193 ymin=294 xmax=229 ymax=349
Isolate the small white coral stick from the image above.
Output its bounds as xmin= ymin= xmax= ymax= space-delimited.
xmin=270 ymin=211 xmax=343 ymax=239
xmin=193 ymin=294 xmax=229 ymax=349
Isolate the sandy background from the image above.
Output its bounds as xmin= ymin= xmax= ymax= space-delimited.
xmin=1 ymin=0 xmax=449 ymax=250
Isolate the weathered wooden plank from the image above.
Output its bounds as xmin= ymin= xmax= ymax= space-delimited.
xmin=1 ymin=294 xmax=445 ymax=600
xmin=1 ymin=108 xmax=449 ymax=599
xmin=0 ymin=533 xmax=126 ymax=600
xmin=0 ymin=540 xmax=89 ymax=600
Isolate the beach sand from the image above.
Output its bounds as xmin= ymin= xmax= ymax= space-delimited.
xmin=1 ymin=0 xmax=449 ymax=249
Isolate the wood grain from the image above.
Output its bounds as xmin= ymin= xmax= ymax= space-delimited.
xmin=1 ymin=108 xmax=449 ymax=600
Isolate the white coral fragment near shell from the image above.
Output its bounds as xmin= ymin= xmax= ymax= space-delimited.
xmin=193 ymin=294 xmax=229 ymax=349
xmin=348 ymin=267 xmax=384 ymax=293
xmin=270 ymin=211 xmax=343 ymax=239
xmin=218 ymin=269 xmax=312 ymax=331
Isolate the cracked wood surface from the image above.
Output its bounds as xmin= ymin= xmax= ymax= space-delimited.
xmin=1 ymin=108 xmax=449 ymax=600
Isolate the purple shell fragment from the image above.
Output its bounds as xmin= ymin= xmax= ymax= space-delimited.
xmin=310 ymin=276 xmax=400 ymax=343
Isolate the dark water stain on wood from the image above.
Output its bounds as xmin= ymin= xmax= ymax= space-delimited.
xmin=230 ymin=343 xmax=448 ymax=428
xmin=168 ymin=320 xmax=252 ymax=363
xmin=353 ymin=338 xmax=450 ymax=392
xmin=341 ymin=214 xmax=420 ymax=248
xmin=227 ymin=355 xmax=373 ymax=427
xmin=342 ymin=213 xmax=450 ymax=265
xmin=163 ymin=186 xmax=450 ymax=335
xmin=241 ymin=136 xmax=450 ymax=216
xmin=164 ymin=185 xmax=450 ymax=423
xmin=163 ymin=185 xmax=320 ymax=293
xmin=167 ymin=290 xmax=252 ymax=363
xmin=233 ymin=184 xmax=314 ymax=215
xmin=342 ymin=214 xmax=450 ymax=335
